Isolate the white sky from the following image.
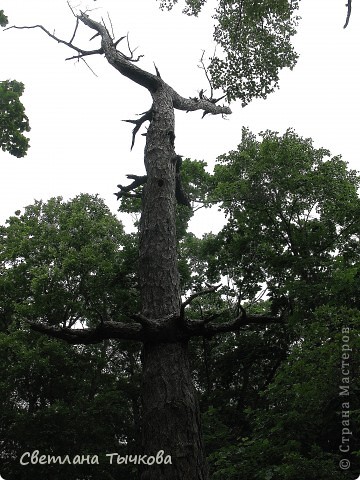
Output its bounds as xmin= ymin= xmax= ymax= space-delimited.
xmin=1 ymin=0 xmax=359 ymax=235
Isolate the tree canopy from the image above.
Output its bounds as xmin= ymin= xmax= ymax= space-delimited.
xmin=0 ymin=194 xmax=137 ymax=332
xmin=208 ymin=128 xmax=360 ymax=312
xmin=187 ymin=129 xmax=360 ymax=479
xmin=0 ymin=194 xmax=140 ymax=480
xmin=157 ymin=0 xmax=300 ymax=105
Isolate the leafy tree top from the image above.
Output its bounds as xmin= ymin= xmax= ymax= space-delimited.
xmin=157 ymin=0 xmax=300 ymax=105
xmin=0 ymin=194 xmax=138 ymax=331
xmin=202 ymin=128 xmax=360 ymax=315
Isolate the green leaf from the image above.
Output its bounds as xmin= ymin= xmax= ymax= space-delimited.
xmin=0 ymin=79 xmax=31 ymax=157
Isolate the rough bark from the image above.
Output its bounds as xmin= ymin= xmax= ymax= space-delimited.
xmin=137 ymin=84 xmax=208 ymax=478
xmin=139 ymin=88 xmax=179 ymax=319
xmin=140 ymin=342 xmax=208 ymax=479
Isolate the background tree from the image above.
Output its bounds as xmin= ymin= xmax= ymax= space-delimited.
xmin=0 ymin=10 xmax=30 ymax=158
xmin=185 ymin=129 xmax=360 ymax=479
xmin=209 ymin=128 xmax=360 ymax=313
xmin=157 ymin=0 xmax=300 ymax=105
xmin=0 ymin=194 xmax=141 ymax=479
xmin=198 ymin=306 xmax=360 ymax=480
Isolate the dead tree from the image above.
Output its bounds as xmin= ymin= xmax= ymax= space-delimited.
xmin=10 ymin=11 xmax=283 ymax=480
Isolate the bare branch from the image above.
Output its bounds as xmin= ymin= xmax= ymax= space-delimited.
xmin=344 ymin=0 xmax=352 ymax=28
xmin=114 ymin=191 xmax=142 ymax=200
xmin=126 ymin=33 xmax=132 ymax=55
xmin=118 ymin=174 xmax=147 ymax=190
xmin=197 ymin=49 xmax=228 ymax=118
xmin=172 ymin=88 xmax=231 ymax=116
xmin=8 ymin=12 xmax=232 ymax=121
xmin=123 ymin=109 xmax=152 ymax=150
xmin=89 ymin=32 xmax=100 ymax=41
xmin=180 ymin=285 xmax=220 ymax=319
xmin=81 ymin=57 xmax=98 ymax=77
xmin=6 ymin=23 xmax=99 ymax=59
xmin=114 ymin=174 xmax=147 ymax=200
xmin=8 ymin=14 xmax=160 ymax=93
xmin=182 ymin=298 xmax=284 ymax=337
xmin=7 ymin=24 xmax=80 ymax=51
xmin=154 ymin=62 xmax=161 ymax=78
xmin=69 ymin=17 xmax=79 ymax=44
xmin=184 ymin=307 xmax=284 ymax=338
xmin=198 ymin=50 xmax=213 ymax=99
xmin=67 ymin=1 xmax=77 ymax=18
xmin=29 ymin=320 xmax=144 ymax=344
xmin=107 ymin=12 xmax=115 ymax=39
xmin=123 ymin=32 xmax=145 ymax=62
xmin=65 ymin=48 xmax=103 ymax=61
xmin=114 ymin=35 xmax=126 ymax=48
xmin=211 ymin=94 xmax=227 ymax=104
xmin=126 ymin=174 xmax=146 ymax=181
xmin=203 ymin=313 xmax=284 ymax=336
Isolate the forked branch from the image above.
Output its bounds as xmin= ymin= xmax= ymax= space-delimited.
xmin=7 ymin=24 xmax=103 ymax=58
xmin=123 ymin=109 xmax=152 ymax=149
xmin=344 ymin=0 xmax=352 ymax=28
xmin=29 ymin=320 xmax=144 ymax=344
xmin=114 ymin=174 xmax=147 ymax=200
xmin=180 ymin=285 xmax=221 ymax=320
xmin=184 ymin=306 xmax=284 ymax=337
xmin=7 ymin=12 xmax=232 ymax=118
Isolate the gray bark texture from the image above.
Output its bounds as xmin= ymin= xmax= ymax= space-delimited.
xmin=140 ymin=342 xmax=208 ymax=479
xmin=138 ymin=86 xmax=208 ymax=479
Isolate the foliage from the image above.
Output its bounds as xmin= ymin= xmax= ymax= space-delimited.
xmin=0 ymin=194 xmax=138 ymax=330
xmin=184 ymin=129 xmax=360 ymax=479
xmin=158 ymin=0 xmax=206 ymax=16
xmin=157 ymin=0 xmax=300 ymax=104
xmin=4 ymin=2 xmax=358 ymax=478
xmin=0 ymin=9 xmax=8 ymax=27
xmin=204 ymin=307 xmax=360 ymax=479
xmin=180 ymin=158 xmax=213 ymax=207
xmin=0 ymin=328 xmax=140 ymax=480
xmin=0 ymin=79 xmax=30 ymax=157
xmin=208 ymin=128 xmax=360 ymax=314
xmin=0 ymin=194 xmax=142 ymax=479
xmin=1 ymin=10 xmax=30 ymax=158
xmin=1 ymin=131 xmax=360 ymax=479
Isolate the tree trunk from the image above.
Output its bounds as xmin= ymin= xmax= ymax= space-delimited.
xmin=141 ymin=342 xmax=208 ymax=479
xmin=138 ymin=87 xmax=208 ymax=479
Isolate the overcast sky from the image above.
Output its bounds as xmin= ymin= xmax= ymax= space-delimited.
xmin=1 ymin=0 xmax=359 ymax=235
